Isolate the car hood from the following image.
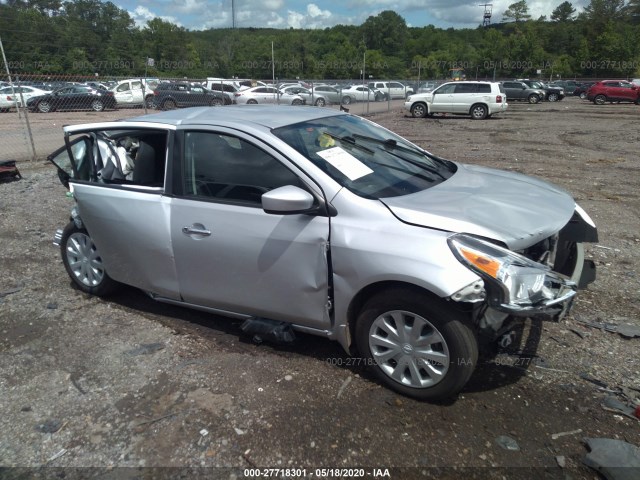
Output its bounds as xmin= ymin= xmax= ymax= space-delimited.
xmin=380 ymin=163 xmax=575 ymax=250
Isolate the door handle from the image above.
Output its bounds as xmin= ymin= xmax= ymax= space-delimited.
xmin=182 ymin=224 xmax=211 ymax=237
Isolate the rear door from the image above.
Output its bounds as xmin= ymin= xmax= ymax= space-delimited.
xmin=53 ymin=126 xmax=180 ymax=298
xmin=170 ymin=128 xmax=331 ymax=328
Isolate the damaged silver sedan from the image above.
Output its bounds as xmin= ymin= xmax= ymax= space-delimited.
xmin=49 ymin=105 xmax=598 ymax=400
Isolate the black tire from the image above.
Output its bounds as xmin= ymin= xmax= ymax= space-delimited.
xmin=37 ymin=101 xmax=52 ymax=113
xmin=162 ymin=99 xmax=177 ymax=110
xmin=527 ymin=94 xmax=540 ymax=104
xmin=247 ymin=99 xmax=258 ymax=104
xmin=315 ymin=97 xmax=326 ymax=107
xmin=594 ymin=95 xmax=606 ymax=105
xmin=470 ymin=103 xmax=488 ymax=120
xmin=209 ymin=97 xmax=224 ymax=107
xmin=579 ymin=92 xmax=587 ymax=100
xmin=60 ymin=222 xmax=118 ymax=296
xmin=145 ymin=95 xmax=156 ymax=109
xmin=341 ymin=96 xmax=352 ymax=105
xmin=547 ymin=93 xmax=559 ymax=102
xmin=291 ymin=99 xmax=303 ymax=106
xmin=91 ymin=100 xmax=104 ymax=112
xmin=410 ymin=102 xmax=428 ymax=118
xmin=354 ymin=288 xmax=478 ymax=401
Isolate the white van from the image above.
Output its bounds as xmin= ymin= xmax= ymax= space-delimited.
xmin=204 ymin=78 xmax=253 ymax=91
xmin=111 ymin=78 xmax=159 ymax=108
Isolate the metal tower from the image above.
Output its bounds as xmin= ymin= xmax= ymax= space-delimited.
xmin=480 ymin=3 xmax=492 ymax=26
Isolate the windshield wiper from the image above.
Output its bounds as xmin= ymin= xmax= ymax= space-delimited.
xmin=322 ymin=132 xmax=374 ymax=154
xmin=352 ymin=134 xmax=455 ymax=173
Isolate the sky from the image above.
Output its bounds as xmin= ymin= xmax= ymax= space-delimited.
xmin=118 ymin=0 xmax=590 ymax=31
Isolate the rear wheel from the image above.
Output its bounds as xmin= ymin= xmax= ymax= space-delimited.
xmin=37 ymin=101 xmax=52 ymax=113
xmin=547 ymin=93 xmax=559 ymax=102
xmin=341 ymin=96 xmax=352 ymax=105
xmin=247 ymin=99 xmax=258 ymax=104
xmin=145 ymin=95 xmax=156 ymax=109
xmin=528 ymin=94 xmax=540 ymax=104
xmin=470 ymin=104 xmax=488 ymax=120
xmin=315 ymin=97 xmax=326 ymax=107
xmin=209 ymin=97 xmax=224 ymax=107
xmin=162 ymin=99 xmax=177 ymax=110
xmin=410 ymin=102 xmax=428 ymax=118
xmin=594 ymin=95 xmax=606 ymax=105
xmin=60 ymin=222 xmax=118 ymax=296
xmin=579 ymin=92 xmax=587 ymax=100
xmin=355 ymin=288 xmax=478 ymax=401
xmin=91 ymin=100 xmax=104 ymax=112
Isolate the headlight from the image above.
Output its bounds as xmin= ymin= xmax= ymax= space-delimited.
xmin=448 ymin=234 xmax=576 ymax=314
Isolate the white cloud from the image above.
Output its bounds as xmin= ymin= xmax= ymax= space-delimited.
xmin=171 ymin=0 xmax=208 ymax=14
xmin=129 ymin=6 xmax=183 ymax=27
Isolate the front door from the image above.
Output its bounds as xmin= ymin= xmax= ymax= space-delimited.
xmin=430 ymin=83 xmax=455 ymax=113
xmin=170 ymin=129 xmax=331 ymax=329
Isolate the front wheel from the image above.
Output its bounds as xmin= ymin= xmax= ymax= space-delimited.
xmin=60 ymin=222 xmax=118 ymax=296
xmin=291 ymin=98 xmax=303 ymax=106
xmin=579 ymin=92 xmax=587 ymax=100
xmin=314 ymin=98 xmax=326 ymax=107
xmin=355 ymin=288 xmax=478 ymax=401
xmin=209 ymin=97 xmax=224 ymax=107
xmin=470 ymin=104 xmax=488 ymax=120
xmin=410 ymin=103 xmax=428 ymax=118
xmin=341 ymin=96 xmax=352 ymax=105
xmin=528 ymin=94 xmax=540 ymax=104
xmin=594 ymin=95 xmax=606 ymax=105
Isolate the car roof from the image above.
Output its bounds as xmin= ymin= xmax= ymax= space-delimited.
xmin=126 ymin=105 xmax=346 ymax=129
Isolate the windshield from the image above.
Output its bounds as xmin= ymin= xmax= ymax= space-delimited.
xmin=272 ymin=114 xmax=456 ymax=199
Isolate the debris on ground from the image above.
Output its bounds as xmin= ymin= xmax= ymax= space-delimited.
xmin=575 ymin=316 xmax=640 ymax=339
xmin=495 ymin=435 xmax=520 ymax=451
xmin=601 ymin=396 xmax=639 ymax=421
xmin=124 ymin=342 xmax=166 ymax=356
xmin=551 ymin=428 xmax=582 ymax=440
xmin=582 ymin=438 xmax=640 ymax=480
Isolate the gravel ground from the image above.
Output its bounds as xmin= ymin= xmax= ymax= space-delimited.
xmin=0 ymin=97 xmax=639 ymax=479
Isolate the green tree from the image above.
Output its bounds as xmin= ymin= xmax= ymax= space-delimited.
xmin=551 ymin=2 xmax=576 ymax=22
xmin=502 ymin=1 xmax=532 ymax=23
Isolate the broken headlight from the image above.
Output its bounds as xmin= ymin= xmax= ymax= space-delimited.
xmin=448 ymin=233 xmax=576 ymax=314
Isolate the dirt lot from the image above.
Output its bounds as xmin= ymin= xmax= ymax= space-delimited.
xmin=1 ymin=98 xmax=639 ymax=479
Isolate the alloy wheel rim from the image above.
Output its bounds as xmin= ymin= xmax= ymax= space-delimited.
xmin=369 ymin=310 xmax=450 ymax=389
xmin=66 ymin=232 xmax=105 ymax=287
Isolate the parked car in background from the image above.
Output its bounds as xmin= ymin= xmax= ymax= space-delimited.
xmin=233 ymin=86 xmax=304 ymax=105
xmin=586 ymin=80 xmax=640 ymax=105
xmin=415 ymin=81 xmax=440 ymax=94
xmin=549 ymin=80 xmax=579 ymax=94
xmin=500 ymin=81 xmax=544 ymax=104
xmin=26 ymin=85 xmax=117 ymax=112
xmin=203 ymin=81 xmax=238 ymax=103
xmin=368 ymin=81 xmax=414 ymax=99
xmin=631 ymin=78 xmax=640 ymax=87
xmin=280 ymin=86 xmax=328 ymax=106
xmin=0 ymin=86 xmax=51 ymax=111
xmin=404 ymin=81 xmax=507 ymax=120
xmin=310 ymin=84 xmax=345 ymax=105
xmin=518 ymin=79 xmax=564 ymax=102
xmin=153 ymin=82 xmax=229 ymax=110
xmin=204 ymin=78 xmax=253 ymax=91
xmin=48 ymin=105 xmax=597 ymax=401
xmin=341 ymin=85 xmax=382 ymax=104
xmin=573 ymin=82 xmax=595 ymax=100
xmin=111 ymin=78 xmax=159 ymax=108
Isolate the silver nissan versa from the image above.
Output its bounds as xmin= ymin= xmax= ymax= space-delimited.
xmin=50 ymin=105 xmax=597 ymax=401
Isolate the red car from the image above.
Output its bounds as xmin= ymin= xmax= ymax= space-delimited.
xmin=586 ymin=80 xmax=640 ymax=105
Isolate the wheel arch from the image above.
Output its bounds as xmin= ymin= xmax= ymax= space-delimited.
xmin=344 ymin=280 xmax=471 ymax=353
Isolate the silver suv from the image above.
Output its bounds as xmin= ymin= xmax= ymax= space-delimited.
xmin=404 ymin=81 xmax=507 ymax=119
xmin=49 ymin=105 xmax=597 ymax=401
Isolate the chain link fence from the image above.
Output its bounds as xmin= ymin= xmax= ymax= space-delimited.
xmin=0 ymin=72 xmax=442 ymax=162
